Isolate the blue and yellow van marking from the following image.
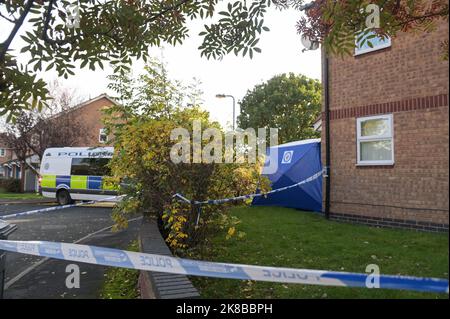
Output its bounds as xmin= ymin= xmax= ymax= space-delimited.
xmin=88 ymin=176 xmax=102 ymax=190
xmin=41 ymin=175 xmax=56 ymax=188
xmin=41 ymin=175 xmax=117 ymax=193
xmin=56 ymin=176 xmax=71 ymax=188
xmin=71 ymin=175 xmax=88 ymax=189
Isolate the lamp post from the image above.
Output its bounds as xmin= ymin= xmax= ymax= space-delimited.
xmin=215 ymin=94 xmax=236 ymax=131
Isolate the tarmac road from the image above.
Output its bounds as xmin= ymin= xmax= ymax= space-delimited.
xmin=0 ymin=202 xmax=141 ymax=299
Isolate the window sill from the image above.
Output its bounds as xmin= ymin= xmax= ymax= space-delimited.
xmin=354 ymin=44 xmax=391 ymax=57
xmin=356 ymin=162 xmax=395 ymax=168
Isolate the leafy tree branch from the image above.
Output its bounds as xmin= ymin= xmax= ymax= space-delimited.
xmin=0 ymin=0 xmax=448 ymax=120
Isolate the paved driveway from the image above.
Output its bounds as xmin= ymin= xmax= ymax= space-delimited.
xmin=0 ymin=203 xmax=141 ymax=299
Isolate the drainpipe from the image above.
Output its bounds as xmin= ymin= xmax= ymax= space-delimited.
xmin=300 ymin=1 xmax=331 ymax=219
xmin=322 ymin=48 xmax=331 ymax=220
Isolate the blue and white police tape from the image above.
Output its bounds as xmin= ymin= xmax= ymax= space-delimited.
xmin=173 ymin=169 xmax=324 ymax=205
xmin=0 ymin=239 xmax=447 ymax=294
xmin=0 ymin=195 xmax=125 ymax=220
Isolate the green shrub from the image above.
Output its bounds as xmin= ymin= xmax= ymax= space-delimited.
xmin=104 ymin=61 xmax=270 ymax=254
xmin=110 ymin=107 xmax=270 ymax=253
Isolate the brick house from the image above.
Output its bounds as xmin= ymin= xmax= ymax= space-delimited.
xmin=59 ymin=93 xmax=118 ymax=146
xmin=0 ymin=94 xmax=117 ymax=191
xmin=321 ymin=21 xmax=449 ymax=232
xmin=0 ymin=133 xmax=15 ymax=178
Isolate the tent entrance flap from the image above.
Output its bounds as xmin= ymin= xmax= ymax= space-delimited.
xmin=252 ymin=139 xmax=322 ymax=212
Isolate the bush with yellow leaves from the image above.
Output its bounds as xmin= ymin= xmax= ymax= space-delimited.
xmin=103 ymin=61 xmax=270 ymax=254
xmin=108 ymin=107 xmax=270 ymax=253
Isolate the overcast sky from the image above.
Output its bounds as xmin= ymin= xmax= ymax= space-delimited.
xmin=1 ymin=4 xmax=321 ymax=129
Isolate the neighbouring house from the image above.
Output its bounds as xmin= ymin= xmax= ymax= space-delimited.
xmin=1 ymin=94 xmax=118 ymax=192
xmin=320 ymin=21 xmax=449 ymax=232
xmin=0 ymin=133 xmax=15 ymax=178
xmin=55 ymin=93 xmax=118 ymax=146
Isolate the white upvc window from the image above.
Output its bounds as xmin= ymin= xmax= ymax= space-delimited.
xmin=99 ymin=128 xmax=108 ymax=143
xmin=0 ymin=148 xmax=5 ymax=157
xmin=357 ymin=114 xmax=394 ymax=166
xmin=355 ymin=30 xmax=391 ymax=56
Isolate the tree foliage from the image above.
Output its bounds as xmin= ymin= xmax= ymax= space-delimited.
xmin=3 ymin=81 xmax=89 ymax=162
xmin=110 ymin=108 xmax=268 ymax=251
xmin=238 ymin=73 xmax=321 ymax=145
xmin=105 ymin=62 xmax=269 ymax=252
xmin=2 ymin=82 xmax=87 ymax=191
xmin=1 ymin=1 xmax=447 ymax=119
xmin=0 ymin=0 xmax=271 ymax=119
xmin=105 ymin=58 xmax=184 ymax=121
xmin=296 ymin=0 xmax=449 ymax=56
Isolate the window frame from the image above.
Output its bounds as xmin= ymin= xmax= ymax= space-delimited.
xmin=354 ymin=31 xmax=391 ymax=56
xmin=98 ymin=128 xmax=108 ymax=144
xmin=70 ymin=157 xmax=111 ymax=176
xmin=356 ymin=114 xmax=394 ymax=166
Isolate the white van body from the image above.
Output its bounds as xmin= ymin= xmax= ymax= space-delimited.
xmin=39 ymin=147 xmax=118 ymax=204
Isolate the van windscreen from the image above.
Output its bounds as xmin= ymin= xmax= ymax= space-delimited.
xmin=71 ymin=158 xmax=111 ymax=176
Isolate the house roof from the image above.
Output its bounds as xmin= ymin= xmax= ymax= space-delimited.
xmin=49 ymin=93 xmax=119 ymax=120
xmin=67 ymin=93 xmax=119 ymax=113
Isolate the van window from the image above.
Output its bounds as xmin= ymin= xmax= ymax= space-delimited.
xmin=71 ymin=158 xmax=111 ymax=176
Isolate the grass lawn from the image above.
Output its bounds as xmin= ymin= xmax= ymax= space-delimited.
xmin=192 ymin=206 xmax=448 ymax=299
xmin=100 ymin=240 xmax=140 ymax=299
xmin=0 ymin=190 xmax=43 ymax=200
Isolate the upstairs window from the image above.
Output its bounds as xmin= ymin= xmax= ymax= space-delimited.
xmin=99 ymin=128 xmax=108 ymax=143
xmin=355 ymin=30 xmax=391 ymax=56
xmin=0 ymin=148 xmax=5 ymax=157
xmin=357 ymin=114 xmax=394 ymax=166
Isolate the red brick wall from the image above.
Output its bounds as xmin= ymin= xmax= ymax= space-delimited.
xmin=63 ymin=96 xmax=115 ymax=147
xmin=322 ymin=21 xmax=449 ymax=229
xmin=0 ymin=134 xmax=14 ymax=166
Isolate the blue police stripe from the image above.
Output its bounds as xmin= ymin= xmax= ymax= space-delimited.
xmin=179 ymin=259 xmax=252 ymax=280
xmin=88 ymin=176 xmax=102 ymax=190
xmin=56 ymin=175 xmax=71 ymax=188
xmin=91 ymin=246 xmax=134 ymax=268
xmin=321 ymin=272 xmax=449 ymax=294
xmin=38 ymin=242 xmax=64 ymax=259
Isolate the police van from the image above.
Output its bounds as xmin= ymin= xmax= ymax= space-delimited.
xmin=39 ymin=147 xmax=118 ymax=205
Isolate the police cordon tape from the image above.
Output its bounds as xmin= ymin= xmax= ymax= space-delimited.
xmin=0 ymin=239 xmax=448 ymax=294
xmin=0 ymin=169 xmax=322 ymax=221
xmin=0 ymin=173 xmax=448 ymax=294
xmin=172 ymin=169 xmax=324 ymax=225
xmin=173 ymin=169 xmax=324 ymax=205
xmin=0 ymin=195 xmax=125 ymax=220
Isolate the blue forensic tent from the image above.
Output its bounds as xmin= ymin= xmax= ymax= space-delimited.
xmin=252 ymin=139 xmax=322 ymax=212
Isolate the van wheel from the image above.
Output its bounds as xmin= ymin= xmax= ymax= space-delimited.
xmin=57 ymin=189 xmax=73 ymax=206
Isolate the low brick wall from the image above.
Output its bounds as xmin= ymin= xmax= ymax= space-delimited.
xmin=138 ymin=216 xmax=200 ymax=299
xmin=329 ymin=212 xmax=449 ymax=232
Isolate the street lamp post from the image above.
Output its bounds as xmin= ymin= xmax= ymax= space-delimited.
xmin=215 ymin=94 xmax=236 ymax=131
